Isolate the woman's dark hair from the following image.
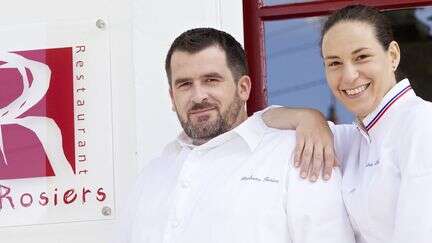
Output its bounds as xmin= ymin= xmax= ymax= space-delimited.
xmin=321 ymin=4 xmax=404 ymax=81
xmin=321 ymin=5 xmax=393 ymax=50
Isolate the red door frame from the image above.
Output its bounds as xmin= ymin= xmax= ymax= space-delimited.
xmin=243 ymin=0 xmax=432 ymax=114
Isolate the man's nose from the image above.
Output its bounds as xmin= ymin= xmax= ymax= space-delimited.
xmin=191 ymin=84 xmax=209 ymax=103
xmin=341 ymin=63 xmax=359 ymax=84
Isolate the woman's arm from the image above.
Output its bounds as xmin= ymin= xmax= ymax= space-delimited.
xmin=252 ymin=106 xmax=337 ymax=181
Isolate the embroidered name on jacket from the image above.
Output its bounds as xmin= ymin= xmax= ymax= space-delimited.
xmin=241 ymin=175 xmax=279 ymax=183
xmin=365 ymin=160 xmax=380 ymax=167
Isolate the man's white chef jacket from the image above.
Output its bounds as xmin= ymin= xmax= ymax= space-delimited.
xmin=332 ymin=79 xmax=432 ymax=243
xmin=118 ymin=114 xmax=355 ymax=243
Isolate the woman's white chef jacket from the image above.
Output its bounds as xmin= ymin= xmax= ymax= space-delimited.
xmin=333 ymin=79 xmax=432 ymax=243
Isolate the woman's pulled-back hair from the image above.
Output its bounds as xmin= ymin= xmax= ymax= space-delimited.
xmin=321 ymin=4 xmax=405 ymax=81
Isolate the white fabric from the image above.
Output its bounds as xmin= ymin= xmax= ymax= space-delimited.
xmin=332 ymin=79 xmax=432 ymax=243
xmin=117 ymin=114 xmax=354 ymax=243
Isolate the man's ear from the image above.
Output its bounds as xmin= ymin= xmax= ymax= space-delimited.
xmin=237 ymin=75 xmax=251 ymax=102
xmin=169 ymin=88 xmax=176 ymax=112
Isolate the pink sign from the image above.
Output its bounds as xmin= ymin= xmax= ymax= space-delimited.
xmin=0 ymin=48 xmax=75 ymax=179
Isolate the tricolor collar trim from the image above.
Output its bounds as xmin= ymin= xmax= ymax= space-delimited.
xmin=363 ymin=79 xmax=412 ymax=132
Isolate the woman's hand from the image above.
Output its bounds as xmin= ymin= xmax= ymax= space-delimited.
xmin=262 ymin=107 xmax=338 ymax=182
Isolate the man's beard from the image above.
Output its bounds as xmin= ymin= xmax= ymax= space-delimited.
xmin=176 ymin=94 xmax=243 ymax=142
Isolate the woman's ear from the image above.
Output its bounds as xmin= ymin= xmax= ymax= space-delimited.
xmin=388 ymin=41 xmax=401 ymax=72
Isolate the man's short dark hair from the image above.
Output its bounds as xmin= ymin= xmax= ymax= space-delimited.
xmin=165 ymin=27 xmax=249 ymax=86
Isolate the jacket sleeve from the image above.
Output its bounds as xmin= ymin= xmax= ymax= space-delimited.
xmin=285 ymin=167 xmax=356 ymax=243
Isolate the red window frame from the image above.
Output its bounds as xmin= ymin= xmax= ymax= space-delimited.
xmin=243 ymin=0 xmax=432 ymax=115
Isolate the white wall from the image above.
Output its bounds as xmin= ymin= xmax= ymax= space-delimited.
xmin=0 ymin=0 xmax=243 ymax=242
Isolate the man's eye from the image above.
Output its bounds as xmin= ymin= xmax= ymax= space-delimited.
xmin=178 ymin=82 xmax=191 ymax=88
xmin=206 ymin=78 xmax=218 ymax=82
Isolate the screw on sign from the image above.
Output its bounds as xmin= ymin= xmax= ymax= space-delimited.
xmin=0 ymin=52 xmax=74 ymax=178
xmin=102 ymin=206 xmax=111 ymax=216
xmin=96 ymin=19 xmax=106 ymax=30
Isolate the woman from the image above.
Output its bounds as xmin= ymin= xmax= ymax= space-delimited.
xmin=263 ymin=4 xmax=432 ymax=243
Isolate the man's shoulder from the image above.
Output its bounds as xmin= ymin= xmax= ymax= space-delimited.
xmin=136 ymin=140 xmax=181 ymax=177
xmin=136 ymin=152 xmax=172 ymax=176
xmin=263 ymin=128 xmax=296 ymax=143
xmin=255 ymin=129 xmax=297 ymax=157
xmin=235 ymin=115 xmax=296 ymax=151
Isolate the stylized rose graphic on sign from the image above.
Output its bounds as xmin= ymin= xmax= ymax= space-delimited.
xmin=0 ymin=49 xmax=75 ymax=179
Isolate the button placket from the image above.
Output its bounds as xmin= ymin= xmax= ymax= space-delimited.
xmin=163 ymin=147 xmax=208 ymax=243
xmin=180 ymin=179 xmax=191 ymax=189
xmin=169 ymin=149 xmax=203 ymax=236
xmin=171 ymin=219 xmax=180 ymax=228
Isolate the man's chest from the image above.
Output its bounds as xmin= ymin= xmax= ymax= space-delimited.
xmin=133 ymin=145 xmax=292 ymax=242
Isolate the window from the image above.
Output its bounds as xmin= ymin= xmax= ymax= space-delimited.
xmin=243 ymin=0 xmax=432 ymax=123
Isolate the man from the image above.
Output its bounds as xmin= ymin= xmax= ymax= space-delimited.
xmin=118 ymin=28 xmax=354 ymax=243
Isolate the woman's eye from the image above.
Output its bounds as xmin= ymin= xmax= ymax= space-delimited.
xmin=328 ymin=61 xmax=341 ymax=67
xmin=356 ymin=54 xmax=370 ymax=61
